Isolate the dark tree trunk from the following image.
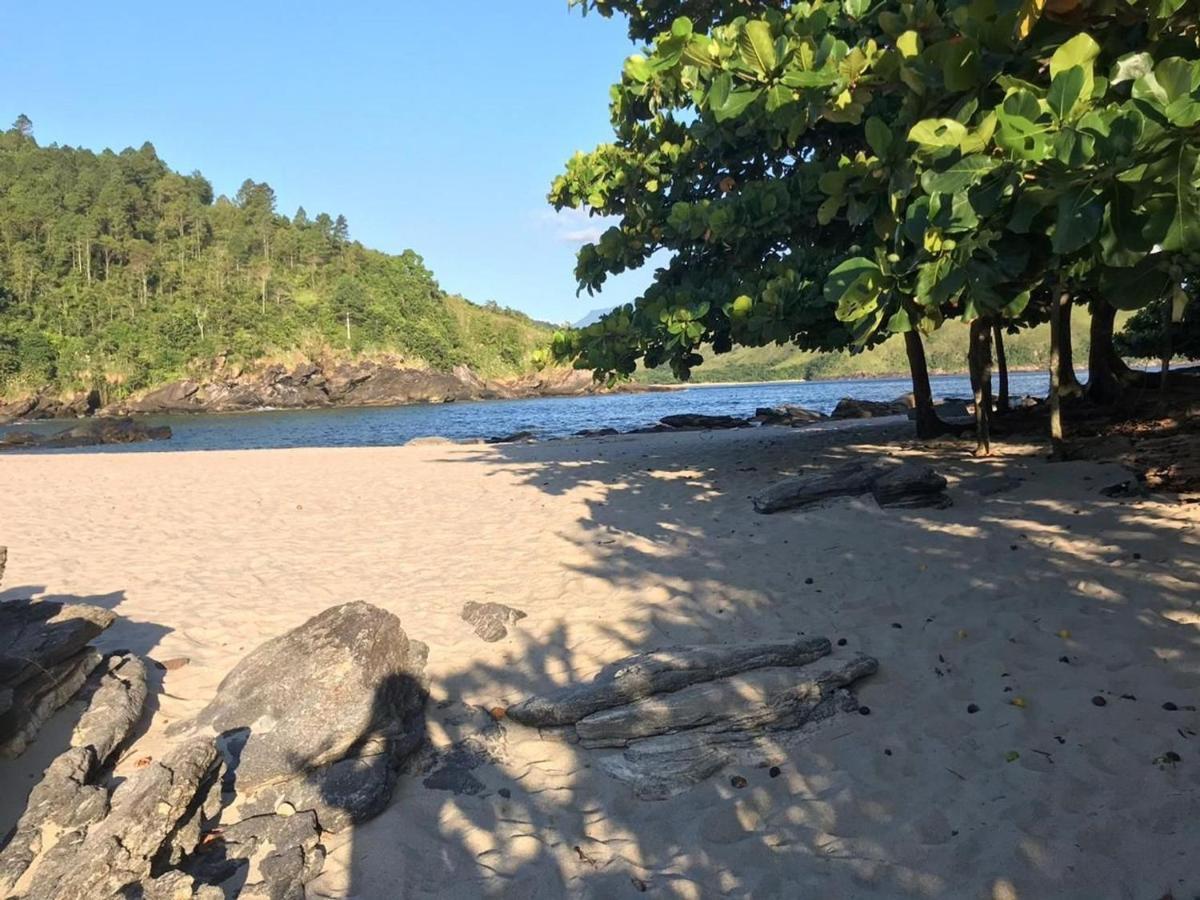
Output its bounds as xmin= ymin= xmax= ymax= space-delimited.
xmin=1058 ymin=294 xmax=1084 ymax=398
xmin=904 ymin=330 xmax=947 ymax=439
xmin=1087 ymin=300 xmax=1123 ymax=404
xmin=1049 ymin=289 xmax=1067 ymax=460
xmin=968 ymin=319 xmax=993 ymax=456
xmin=992 ymin=322 xmax=1009 ymax=412
xmin=1160 ymin=296 xmax=1172 ymax=399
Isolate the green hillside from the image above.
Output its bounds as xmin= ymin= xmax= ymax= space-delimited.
xmin=0 ymin=119 xmax=550 ymax=399
xmin=634 ymin=313 xmax=1107 ymax=385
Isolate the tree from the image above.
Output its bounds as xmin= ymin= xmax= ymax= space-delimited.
xmin=11 ymin=114 xmax=32 ymax=138
xmin=553 ymin=0 xmax=1200 ymax=455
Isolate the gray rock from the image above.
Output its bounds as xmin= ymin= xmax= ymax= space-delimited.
xmin=754 ymin=460 xmax=951 ymax=513
xmin=73 ymin=652 xmax=149 ymax=766
xmin=962 ymin=474 xmax=1024 ymax=496
xmin=0 ymin=596 xmax=115 ymax=689
xmin=576 ymin=656 xmax=878 ymax=748
xmin=173 ymin=602 xmax=427 ymax=833
xmin=0 ymin=544 xmax=6 ymax=585
xmin=180 ymin=602 xmax=426 ymax=793
xmin=870 ymin=462 xmax=951 ymax=509
xmin=24 ymin=737 xmax=221 ymax=900
xmin=0 ymin=417 xmax=172 ymax=451
xmin=0 ymin=647 xmax=102 ymax=758
xmin=506 ymin=638 xmax=831 ymax=728
xmin=752 ymin=461 xmax=887 ymax=513
xmin=485 ymin=430 xmax=536 ymax=444
xmin=461 ymin=601 xmax=527 ymax=642
xmin=831 ymin=397 xmax=911 ymax=419
xmin=596 ymin=733 xmax=732 ymax=801
xmin=754 ymin=405 xmax=826 ymax=427
xmin=183 ymin=811 xmax=324 ymax=900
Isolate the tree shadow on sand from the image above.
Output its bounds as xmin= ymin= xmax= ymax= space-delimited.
xmin=328 ymin=426 xmax=1200 ymax=899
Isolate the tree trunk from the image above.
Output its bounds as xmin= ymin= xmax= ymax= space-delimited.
xmin=968 ymin=319 xmax=993 ymax=456
xmin=345 ymin=311 xmax=352 ymax=346
xmin=903 ymin=330 xmax=946 ymax=439
xmin=1049 ymin=288 xmax=1067 ymax=460
xmin=992 ymin=322 xmax=1009 ymax=412
xmin=1087 ymin=300 xmax=1123 ymax=404
xmin=1058 ymin=294 xmax=1083 ymax=398
xmin=1160 ymin=296 xmax=1172 ymax=399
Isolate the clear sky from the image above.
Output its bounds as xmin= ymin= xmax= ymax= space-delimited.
xmin=1 ymin=1 xmax=654 ymax=325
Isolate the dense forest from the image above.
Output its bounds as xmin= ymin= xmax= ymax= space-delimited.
xmin=0 ymin=116 xmax=551 ymax=398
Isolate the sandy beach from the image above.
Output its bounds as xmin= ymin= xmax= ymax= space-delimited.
xmin=1 ymin=423 xmax=1197 ymax=899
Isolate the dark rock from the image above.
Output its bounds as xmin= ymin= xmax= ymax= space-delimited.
xmin=184 ymin=811 xmax=324 ymax=900
xmin=0 ymin=417 xmax=172 ymax=452
xmin=22 ymin=737 xmax=221 ymax=900
xmin=962 ymin=474 xmax=1024 ymax=496
xmin=508 ymin=638 xmax=831 ymax=728
xmin=461 ymin=601 xmax=527 ymax=642
xmin=754 ymin=405 xmax=826 ymax=427
xmin=659 ymin=413 xmax=752 ymax=430
xmin=574 ymin=427 xmax=619 ymax=437
xmin=831 ymin=397 xmax=911 ymax=419
xmin=175 ymin=602 xmax=427 ymax=831
xmin=486 ymin=430 xmax=536 ymax=444
xmin=0 ymin=596 xmax=116 ymax=689
xmin=0 ymin=545 xmax=6 ymax=586
xmin=870 ymin=462 xmax=951 ymax=509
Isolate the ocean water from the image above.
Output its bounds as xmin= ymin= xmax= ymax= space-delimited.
xmin=1 ymin=371 xmax=1054 ymax=454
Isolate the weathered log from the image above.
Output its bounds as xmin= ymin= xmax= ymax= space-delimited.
xmin=507 ymin=638 xmax=832 ymax=728
xmin=752 ymin=461 xmax=886 ymax=514
xmin=869 ymin=462 xmax=950 ymax=509
xmin=596 ymin=732 xmax=733 ymax=801
xmin=576 ymin=655 xmax=878 ymax=748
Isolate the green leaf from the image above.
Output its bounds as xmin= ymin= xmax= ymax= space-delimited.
xmin=1160 ymin=144 xmax=1200 ymax=253
xmin=1099 ymin=260 xmax=1172 ymax=311
xmin=1048 ymin=66 xmax=1085 ymax=121
xmin=866 ymin=117 xmax=893 ymax=156
xmin=825 ymin=257 xmax=883 ymax=322
xmin=671 ymin=16 xmax=693 ymax=38
xmin=908 ymin=118 xmax=967 ymax=150
xmin=920 ymin=155 xmax=1000 ymax=195
xmin=1050 ymin=33 xmax=1100 ymax=81
xmin=739 ymin=20 xmax=777 ymax=77
xmin=1051 ymin=186 xmax=1104 ymax=255
xmin=897 ymin=31 xmax=921 ymax=59
xmin=941 ymin=38 xmax=981 ymax=92
xmin=843 ymin=0 xmax=871 ymax=18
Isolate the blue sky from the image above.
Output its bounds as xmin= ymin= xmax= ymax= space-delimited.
xmin=1 ymin=1 xmax=654 ymax=325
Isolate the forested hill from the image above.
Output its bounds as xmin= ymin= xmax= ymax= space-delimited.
xmin=0 ymin=118 xmax=551 ymax=398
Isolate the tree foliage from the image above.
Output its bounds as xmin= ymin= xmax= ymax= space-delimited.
xmin=551 ymin=0 xmax=1200 ymax=416
xmin=0 ymin=123 xmax=549 ymax=396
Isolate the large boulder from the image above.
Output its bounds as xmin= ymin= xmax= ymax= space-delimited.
xmin=755 ymin=405 xmax=826 ymax=427
xmin=0 ymin=418 xmax=172 ymax=452
xmin=176 ymin=601 xmax=428 ymax=831
xmin=831 ymin=396 xmax=912 ymax=419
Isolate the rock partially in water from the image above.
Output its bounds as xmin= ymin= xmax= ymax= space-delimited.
xmin=461 ymin=601 xmax=527 ymax=642
xmin=831 ymin=396 xmax=912 ymax=419
xmin=659 ymin=413 xmax=752 ymax=430
xmin=486 ymin=430 xmax=536 ymax=444
xmin=755 ymin=405 xmax=826 ymax=427
xmin=0 ymin=417 xmax=171 ymax=451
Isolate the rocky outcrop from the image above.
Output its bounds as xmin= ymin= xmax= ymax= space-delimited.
xmin=0 ymin=417 xmax=171 ymax=452
xmin=0 ymin=390 xmax=100 ymax=425
xmin=658 ymin=413 xmax=753 ymax=430
xmin=753 ymin=460 xmax=951 ymax=513
xmin=461 ymin=601 xmax=527 ymax=642
xmin=831 ymin=395 xmax=913 ymax=419
xmin=755 ymin=405 xmax=827 ymax=426
xmin=0 ymin=579 xmax=118 ymax=757
xmin=508 ymin=639 xmax=876 ymax=799
xmin=3 ymin=601 xmax=429 ymax=899
xmin=90 ymin=361 xmax=627 ymax=418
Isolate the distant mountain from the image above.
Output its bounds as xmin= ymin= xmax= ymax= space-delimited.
xmin=573 ymin=306 xmax=618 ymax=328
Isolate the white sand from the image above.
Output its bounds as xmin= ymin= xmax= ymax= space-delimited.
xmin=1 ymin=424 xmax=1197 ymax=899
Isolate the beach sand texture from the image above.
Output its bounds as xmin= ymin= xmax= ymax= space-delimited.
xmin=1 ymin=425 xmax=1197 ymax=899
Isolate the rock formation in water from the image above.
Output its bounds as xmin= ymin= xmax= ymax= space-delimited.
xmin=507 ymin=638 xmax=877 ymax=799
xmin=0 ymin=418 xmax=171 ymax=452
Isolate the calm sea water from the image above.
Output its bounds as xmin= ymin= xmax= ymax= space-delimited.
xmin=1 ymin=371 xmax=1054 ymax=454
